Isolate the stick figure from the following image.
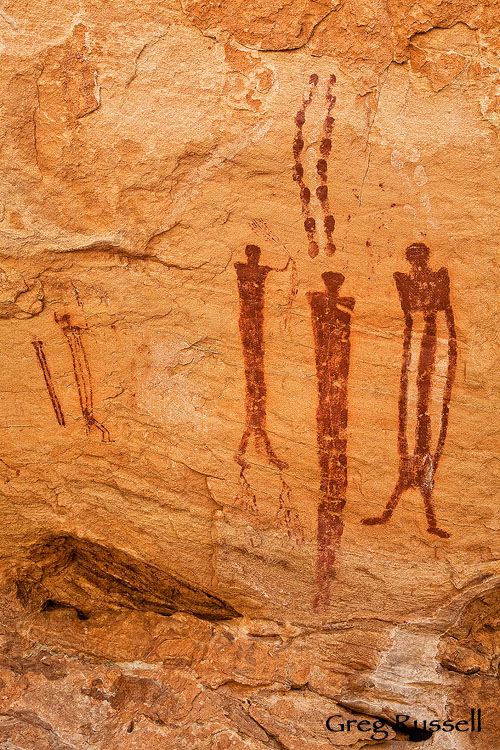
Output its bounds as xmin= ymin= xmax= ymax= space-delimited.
xmin=362 ymin=243 xmax=457 ymax=537
xmin=307 ymin=271 xmax=354 ymax=608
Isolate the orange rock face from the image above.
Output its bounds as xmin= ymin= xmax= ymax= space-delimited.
xmin=0 ymin=0 xmax=499 ymax=747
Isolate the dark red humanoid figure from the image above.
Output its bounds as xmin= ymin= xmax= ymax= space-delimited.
xmin=362 ymin=243 xmax=457 ymax=537
xmin=235 ymin=244 xmax=290 ymax=472
xmin=307 ymin=271 xmax=354 ymax=609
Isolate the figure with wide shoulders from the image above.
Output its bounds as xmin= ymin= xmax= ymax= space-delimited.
xmin=362 ymin=243 xmax=457 ymax=538
xmin=307 ymin=271 xmax=355 ymax=608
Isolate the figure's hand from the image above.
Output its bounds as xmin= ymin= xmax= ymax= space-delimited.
xmin=273 ymin=256 xmax=293 ymax=273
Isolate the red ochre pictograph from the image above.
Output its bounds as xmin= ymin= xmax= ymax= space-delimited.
xmin=293 ymin=73 xmax=337 ymax=258
xmin=234 ymin=245 xmax=291 ymax=472
xmin=234 ymin=244 xmax=303 ymax=542
xmin=32 ymin=339 xmax=66 ymax=427
xmin=53 ymin=313 xmax=111 ymax=442
xmin=362 ymin=243 xmax=457 ymax=538
xmin=308 ymin=272 xmax=355 ymax=609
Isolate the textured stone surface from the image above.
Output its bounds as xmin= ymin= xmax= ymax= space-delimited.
xmin=0 ymin=0 xmax=499 ymax=747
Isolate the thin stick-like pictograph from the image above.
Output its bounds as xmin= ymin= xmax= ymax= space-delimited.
xmin=234 ymin=244 xmax=291 ymax=473
xmin=362 ymin=243 xmax=457 ymax=537
xmin=55 ymin=313 xmax=111 ymax=442
xmin=32 ymin=339 xmax=65 ymax=426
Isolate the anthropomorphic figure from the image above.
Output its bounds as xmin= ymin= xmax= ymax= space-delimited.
xmin=235 ymin=245 xmax=290 ymax=471
xmin=362 ymin=243 xmax=457 ymax=537
xmin=307 ymin=271 xmax=354 ymax=608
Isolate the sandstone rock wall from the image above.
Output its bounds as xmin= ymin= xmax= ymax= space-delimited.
xmin=0 ymin=0 xmax=499 ymax=747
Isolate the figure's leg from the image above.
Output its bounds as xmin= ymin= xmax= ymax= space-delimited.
xmin=64 ymin=328 xmax=88 ymax=421
xmin=275 ymin=474 xmax=304 ymax=544
xmin=361 ymin=476 xmax=407 ymax=526
xmin=235 ymin=426 xmax=252 ymax=469
xmin=422 ymin=488 xmax=450 ymax=538
xmin=258 ymin=428 xmax=288 ymax=470
xmin=56 ymin=317 xmax=111 ymax=442
xmin=235 ymin=427 xmax=258 ymax=511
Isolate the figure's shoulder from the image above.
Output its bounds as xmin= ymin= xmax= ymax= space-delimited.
xmin=436 ymin=266 xmax=450 ymax=282
xmin=393 ymin=270 xmax=409 ymax=284
xmin=339 ymin=296 xmax=355 ymax=312
xmin=393 ymin=271 xmax=410 ymax=293
xmin=307 ymin=290 xmax=322 ymax=301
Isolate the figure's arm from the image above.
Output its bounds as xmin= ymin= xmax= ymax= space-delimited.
xmin=394 ymin=271 xmax=411 ymax=313
xmin=271 ymin=257 xmax=293 ymax=273
xmin=398 ymin=311 xmax=413 ymax=459
xmin=433 ymin=302 xmax=457 ymax=470
xmin=338 ymin=296 xmax=355 ymax=312
xmin=393 ymin=272 xmax=412 ymax=458
xmin=437 ymin=267 xmax=451 ymax=307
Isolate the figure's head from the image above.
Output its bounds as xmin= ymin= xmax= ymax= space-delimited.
xmin=245 ymin=244 xmax=261 ymax=265
xmin=321 ymin=271 xmax=345 ymax=294
xmin=406 ymin=242 xmax=430 ymax=268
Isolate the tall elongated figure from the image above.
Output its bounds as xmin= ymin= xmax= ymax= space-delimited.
xmin=362 ymin=243 xmax=457 ymax=537
xmin=308 ymin=271 xmax=354 ymax=608
xmin=235 ymin=244 xmax=290 ymax=471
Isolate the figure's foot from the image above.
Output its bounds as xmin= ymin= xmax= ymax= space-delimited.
xmin=427 ymin=525 xmax=450 ymax=539
xmin=361 ymin=513 xmax=391 ymax=526
xmin=276 ymin=501 xmax=304 ymax=546
xmin=85 ymin=416 xmax=112 ymax=442
xmin=271 ymin=457 xmax=288 ymax=471
xmin=235 ymin=453 xmax=250 ymax=471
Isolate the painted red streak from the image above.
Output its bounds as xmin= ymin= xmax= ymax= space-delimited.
xmin=32 ymin=339 xmax=65 ymax=426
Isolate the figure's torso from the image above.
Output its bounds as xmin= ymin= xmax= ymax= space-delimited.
xmin=394 ymin=267 xmax=451 ymax=313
